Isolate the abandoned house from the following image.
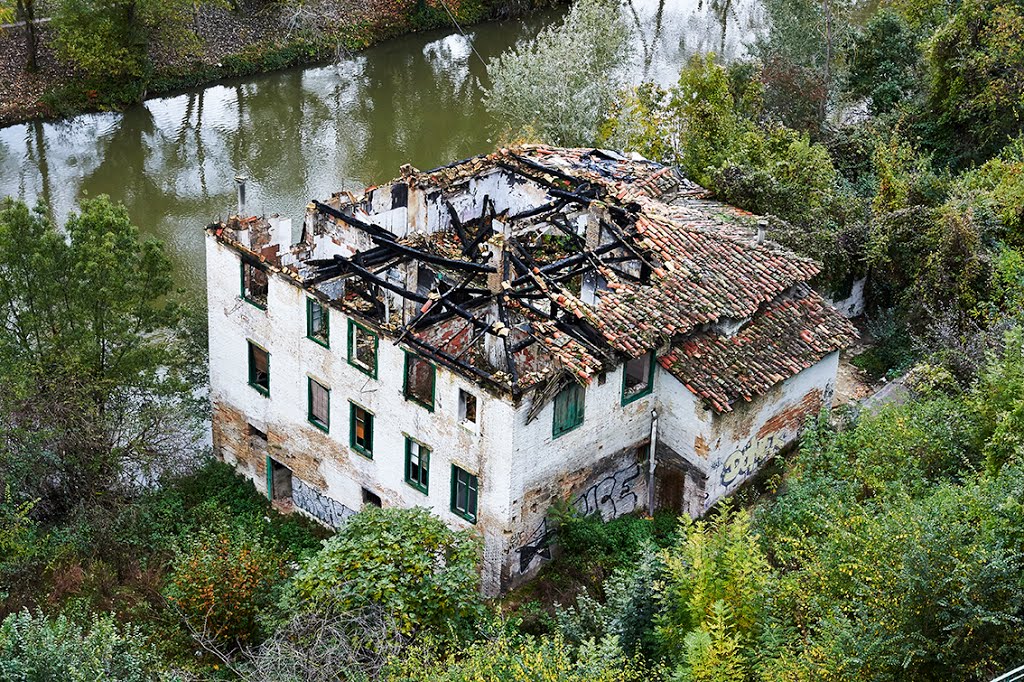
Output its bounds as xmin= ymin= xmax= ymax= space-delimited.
xmin=205 ymin=145 xmax=858 ymax=595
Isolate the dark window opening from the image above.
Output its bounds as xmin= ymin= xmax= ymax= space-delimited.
xmin=417 ymin=266 xmax=438 ymax=296
xmin=248 ymin=424 xmax=268 ymax=441
xmin=553 ymin=382 xmax=585 ymax=438
xmin=307 ymin=299 xmax=329 ymax=346
xmin=308 ymin=378 xmax=330 ymax=431
xmin=404 ymin=352 xmax=435 ymax=410
xmin=405 ymin=438 xmax=430 ymax=494
xmin=348 ymin=320 xmax=378 ymax=377
xmin=451 ymin=465 xmax=478 ymax=523
xmin=350 ymin=402 xmax=374 ymax=457
xmin=241 ymin=261 xmax=268 ymax=308
xmin=247 ymin=342 xmax=270 ymax=395
xmin=362 ymin=488 xmax=382 ymax=508
xmin=267 ymin=458 xmax=293 ymax=501
xmin=458 ymin=389 xmax=477 ymax=425
xmin=391 ymin=182 xmax=409 ymax=209
xmin=622 ymin=352 xmax=654 ymax=403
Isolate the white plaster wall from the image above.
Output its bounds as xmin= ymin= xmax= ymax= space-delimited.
xmin=652 ymin=367 xmax=715 ymax=474
xmin=825 ymin=276 xmax=867 ymax=318
xmin=206 ymin=234 xmax=518 ymax=593
xmin=703 ymin=351 xmax=840 ymax=503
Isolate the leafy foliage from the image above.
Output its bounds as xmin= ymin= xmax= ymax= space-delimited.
xmin=165 ymin=526 xmax=289 ymax=648
xmin=0 ymin=197 xmax=199 ymax=521
xmin=284 ymin=506 xmax=483 ymax=638
xmin=484 ymin=0 xmax=633 ymax=145
xmin=0 ymin=610 xmax=159 ymax=681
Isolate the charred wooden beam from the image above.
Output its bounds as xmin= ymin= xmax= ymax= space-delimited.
xmin=313 ymin=200 xmax=396 ymax=241
xmin=508 ymin=199 xmax=567 ymax=222
xmin=403 ymin=334 xmax=506 ymax=389
xmin=445 ymin=200 xmax=471 ymax=252
xmin=367 ymin=234 xmax=496 ymax=273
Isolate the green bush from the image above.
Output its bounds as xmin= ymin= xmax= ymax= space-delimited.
xmin=284 ymin=506 xmax=483 ymax=638
xmin=0 ymin=610 xmax=159 ymax=681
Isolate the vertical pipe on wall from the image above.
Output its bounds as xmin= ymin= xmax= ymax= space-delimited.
xmin=648 ymin=409 xmax=658 ymax=513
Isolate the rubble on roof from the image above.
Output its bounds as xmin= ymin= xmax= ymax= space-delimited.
xmin=210 ymin=144 xmax=857 ymax=412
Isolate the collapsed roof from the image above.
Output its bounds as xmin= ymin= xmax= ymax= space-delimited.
xmin=213 ymin=145 xmax=857 ymax=414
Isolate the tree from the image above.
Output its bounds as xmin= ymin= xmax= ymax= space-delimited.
xmin=484 ymin=0 xmax=633 ymax=146
xmin=283 ymin=506 xmax=483 ymax=639
xmin=0 ymin=197 xmax=199 ymax=520
xmin=846 ymin=10 xmax=921 ymax=114
xmin=926 ymin=0 xmax=1024 ymax=166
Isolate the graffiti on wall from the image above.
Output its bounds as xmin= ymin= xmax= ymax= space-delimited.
xmin=573 ymin=461 xmax=642 ymax=521
xmin=720 ymin=435 xmax=777 ymax=487
xmin=515 ymin=518 xmax=556 ymax=575
xmin=292 ymin=477 xmax=355 ymax=528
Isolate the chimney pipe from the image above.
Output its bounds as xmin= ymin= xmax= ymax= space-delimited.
xmin=235 ymin=174 xmax=249 ymax=217
xmin=756 ymin=219 xmax=767 ymax=245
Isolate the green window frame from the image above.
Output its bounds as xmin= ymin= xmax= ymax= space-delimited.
xmin=553 ymin=382 xmax=585 ymax=438
xmin=306 ymin=298 xmax=329 ymax=347
xmin=450 ymin=465 xmax=478 ymax=523
xmin=404 ymin=437 xmax=430 ymax=494
xmin=307 ymin=377 xmax=330 ymax=432
xmin=240 ymin=260 xmax=268 ymax=309
xmin=621 ymin=352 xmax=656 ymax=405
xmin=403 ymin=351 xmax=436 ymax=411
xmin=347 ymin=320 xmax=378 ymax=378
xmin=349 ymin=401 xmax=374 ymax=458
xmin=247 ymin=340 xmax=270 ymax=396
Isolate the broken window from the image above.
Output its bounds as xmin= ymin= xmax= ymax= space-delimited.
xmin=622 ymin=352 xmax=655 ymax=404
xmin=362 ymin=488 xmax=382 ymax=508
xmin=404 ymin=352 xmax=435 ymax=410
xmin=247 ymin=341 xmax=270 ymax=395
xmin=308 ymin=378 xmax=330 ymax=432
xmin=307 ymin=298 xmax=329 ymax=347
xmin=349 ymin=402 xmax=374 ymax=457
xmin=553 ymin=382 xmax=585 ymax=438
xmin=416 ymin=266 xmax=437 ymax=296
xmin=405 ymin=437 xmax=430 ymax=494
xmin=240 ymin=260 xmax=268 ymax=309
xmin=391 ymin=182 xmax=409 ymax=209
xmin=450 ymin=465 xmax=478 ymax=523
xmin=458 ymin=389 xmax=477 ymax=426
xmin=347 ymin=320 xmax=378 ymax=377
xmin=267 ymin=457 xmax=293 ymax=501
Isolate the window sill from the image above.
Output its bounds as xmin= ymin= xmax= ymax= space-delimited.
xmin=241 ymin=296 xmax=268 ymax=311
xmin=248 ymin=382 xmax=270 ymax=397
xmin=351 ymin=447 xmax=373 ymax=460
xmin=307 ymin=335 xmax=330 ymax=349
xmin=308 ymin=419 xmax=329 ymax=434
xmin=405 ymin=480 xmax=428 ymax=495
xmin=621 ymin=387 xmax=653 ymax=406
xmin=404 ymin=394 xmax=435 ymax=412
xmin=451 ymin=508 xmax=477 ymax=524
xmin=347 ymin=359 xmax=377 ymax=379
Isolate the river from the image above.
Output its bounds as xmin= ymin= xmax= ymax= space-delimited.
xmin=0 ymin=0 xmax=764 ymax=294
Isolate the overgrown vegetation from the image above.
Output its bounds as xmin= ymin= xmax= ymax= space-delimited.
xmin=5 ymin=0 xmax=1024 ymax=678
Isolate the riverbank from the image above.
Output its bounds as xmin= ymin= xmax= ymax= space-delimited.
xmin=0 ymin=0 xmax=561 ymax=128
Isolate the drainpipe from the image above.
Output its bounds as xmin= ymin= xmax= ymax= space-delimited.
xmin=235 ymin=174 xmax=248 ymax=217
xmin=648 ymin=409 xmax=658 ymax=514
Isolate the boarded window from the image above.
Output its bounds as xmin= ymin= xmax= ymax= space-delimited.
xmin=347 ymin=320 xmax=378 ymax=377
xmin=450 ymin=465 xmax=478 ymax=523
xmin=241 ymin=261 xmax=268 ymax=308
xmin=553 ymin=382 xmax=585 ymax=438
xmin=458 ymin=389 xmax=477 ymax=425
xmin=404 ymin=352 xmax=435 ymax=410
xmin=247 ymin=342 xmax=270 ymax=395
xmin=405 ymin=438 xmax=430 ymax=494
xmin=350 ymin=402 xmax=373 ymax=457
xmin=622 ymin=352 xmax=654 ymax=403
xmin=307 ymin=299 xmax=329 ymax=346
xmin=308 ymin=378 xmax=330 ymax=431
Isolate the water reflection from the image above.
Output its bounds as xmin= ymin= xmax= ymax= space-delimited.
xmin=0 ymin=1 xmax=763 ymax=293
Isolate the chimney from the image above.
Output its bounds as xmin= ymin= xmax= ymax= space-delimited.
xmin=755 ymin=219 xmax=767 ymax=245
xmin=235 ymin=174 xmax=248 ymax=217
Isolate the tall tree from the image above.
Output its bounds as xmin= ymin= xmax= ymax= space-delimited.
xmin=0 ymin=197 xmax=200 ymax=520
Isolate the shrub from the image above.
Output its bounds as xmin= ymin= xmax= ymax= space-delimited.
xmin=284 ymin=506 xmax=483 ymax=639
xmin=0 ymin=610 xmax=159 ymax=681
xmin=165 ymin=526 xmax=288 ymax=648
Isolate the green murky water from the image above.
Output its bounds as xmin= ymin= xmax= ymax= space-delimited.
xmin=0 ymin=0 xmax=764 ymax=293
